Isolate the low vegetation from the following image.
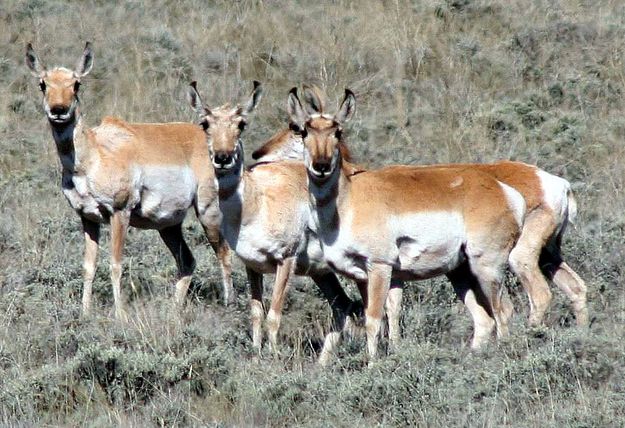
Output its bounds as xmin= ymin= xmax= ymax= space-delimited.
xmin=1 ymin=0 xmax=624 ymax=426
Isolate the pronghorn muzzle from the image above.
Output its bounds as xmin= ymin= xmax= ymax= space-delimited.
xmin=211 ymin=143 xmax=241 ymax=172
xmin=311 ymin=159 xmax=332 ymax=177
xmin=45 ymin=99 xmax=77 ymax=124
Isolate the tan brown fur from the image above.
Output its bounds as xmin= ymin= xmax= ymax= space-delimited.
xmin=251 ymin=130 xmax=588 ymax=327
xmin=26 ymin=43 xmax=234 ymax=319
xmin=411 ymin=160 xmax=587 ymax=326
xmin=251 ymin=129 xmax=294 ymax=160
xmin=288 ymin=87 xmax=525 ymax=360
xmin=188 ymin=82 xmax=357 ymax=357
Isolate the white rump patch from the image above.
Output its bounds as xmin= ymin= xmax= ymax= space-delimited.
xmin=498 ymin=181 xmax=526 ymax=227
xmin=537 ymin=169 xmax=572 ymax=222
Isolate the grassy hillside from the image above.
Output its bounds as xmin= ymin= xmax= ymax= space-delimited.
xmin=1 ymin=0 xmax=624 ymax=426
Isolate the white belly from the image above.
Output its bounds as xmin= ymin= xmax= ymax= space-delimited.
xmin=132 ymin=165 xmax=197 ymax=227
xmin=228 ymin=222 xmax=294 ymax=273
xmin=321 ymin=211 xmax=467 ymax=281
xmin=220 ymin=195 xmax=309 ymax=274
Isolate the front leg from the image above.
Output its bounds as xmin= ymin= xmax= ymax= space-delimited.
xmin=195 ymin=195 xmax=235 ymax=306
xmin=312 ymin=271 xmax=360 ymax=367
xmin=110 ymin=210 xmax=130 ymax=321
xmin=365 ymin=263 xmax=392 ymax=361
xmin=247 ymin=267 xmax=264 ymax=350
xmin=81 ymin=217 xmax=100 ymax=316
xmin=266 ymin=257 xmax=296 ymax=350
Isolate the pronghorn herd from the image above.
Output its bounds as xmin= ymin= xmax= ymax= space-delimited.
xmin=26 ymin=43 xmax=587 ymax=365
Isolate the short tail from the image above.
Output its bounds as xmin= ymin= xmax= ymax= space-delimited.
xmin=566 ymin=188 xmax=578 ymax=226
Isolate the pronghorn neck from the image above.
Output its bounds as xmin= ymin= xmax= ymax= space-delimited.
xmin=49 ymin=106 xmax=87 ymax=174
xmin=215 ymin=139 xmax=245 ymax=200
xmin=307 ymin=154 xmax=347 ymax=235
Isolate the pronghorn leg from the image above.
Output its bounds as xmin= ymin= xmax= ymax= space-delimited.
xmin=202 ymin=224 xmax=235 ymax=306
xmin=266 ymin=257 xmax=296 ymax=350
xmin=540 ymin=247 xmax=588 ymax=326
xmin=110 ymin=210 xmax=130 ymax=321
xmin=312 ymin=271 xmax=360 ymax=366
xmin=81 ymin=217 xmax=100 ymax=317
xmin=352 ymin=280 xmax=369 ymax=336
xmin=216 ymin=235 xmax=235 ymax=305
xmin=355 ymin=280 xmax=368 ymax=307
xmin=365 ymin=263 xmax=392 ymax=361
xmin=509 ymin=211 xmax=554 ymax=326
xmin=247 ymin=267 xmax=264 ymax=350
xmin=385 ymin=280 xmax=404 ymax=352
xmin=468 ymin=251 xmax=513 ymax=340
xmin=158 ymin=223 xmax=196 ymax=307
xmin=447 ymin=263 xmax=496 ymax=349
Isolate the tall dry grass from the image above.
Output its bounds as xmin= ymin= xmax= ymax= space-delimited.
xmin=1 ymin=0 xmax=625 ymax=426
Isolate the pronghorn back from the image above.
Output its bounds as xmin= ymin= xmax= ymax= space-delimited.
xmin=317 ymin=166 xmax=525 ymax=280
xmin=91 ymin=117 xmax=210 ymax=164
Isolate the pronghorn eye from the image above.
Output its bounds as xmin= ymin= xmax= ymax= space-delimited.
xmin=238 ymin=121 xmax=247 ymax=131
xmin=200 ymin=119 xmax=209 ymax=131
xmin=73 ymin=81 xmax=81 ymax=93
xmin=289 ymin=122 xmax=307 ymax=138
xmin=39 ymin=81 xmax=46 ymax=92
xmin=334 ymin=129 xmax=342 ymax=140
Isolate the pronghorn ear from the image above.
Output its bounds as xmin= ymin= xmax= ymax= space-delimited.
xmin=25 ymin=42 xmax=45 ymax=76
xmin=287 ymin=87 xmax=308 ymax=132
xmin=335 ymin=89 xmax=356 ymax=124
xmin=243 ymin=81 xmax=263 ymax=115
xmin=75 ymin=42 xmax=94 ymax=77
xmin=187 ymin=81 xmax=206 ymax=116
xmin=302 ymin=85 xmax=325 ymax=115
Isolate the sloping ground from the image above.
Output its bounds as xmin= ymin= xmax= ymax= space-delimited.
xmin=1 ymin=0 xmax=624 ymax=425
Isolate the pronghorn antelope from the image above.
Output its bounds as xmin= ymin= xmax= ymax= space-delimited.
xmin=253 ymin=91 xmax=588 ymax=328
xmin=287 ymin=88 xmax=527 ymax=359
xmin=187 ymin=82 xmax=360 ymax=362
xmin=25 ymin=42 xmax=234 ymax=319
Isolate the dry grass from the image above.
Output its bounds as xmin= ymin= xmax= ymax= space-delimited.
xmin=1 ymin=0 xmax=625 ymax=426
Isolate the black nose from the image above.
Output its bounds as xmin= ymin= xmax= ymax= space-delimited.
xmin=312 ymin=161 xmax=331 ymax=174
xmin=50 ymin=105 xmax=69 ymax=116
xmin=214 ymin=152 xmax=233 ymax=166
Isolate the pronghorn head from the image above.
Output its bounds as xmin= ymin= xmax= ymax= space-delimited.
xmin=287 ymin=86 xmax=356 ymax=180
xmin=25 ymin=42 xmax=93 ymax=124
xmin=188 ymin=81 xmax=262 ymax=173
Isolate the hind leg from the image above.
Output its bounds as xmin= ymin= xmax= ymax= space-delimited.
xmin=385 ymin=280 xmax=404 ymax=352
xmin=159 ymin=223 xmax=196 ymax=307
xmin=540 ymin=247 xmax=588 ymax=326
xmin=509 ymin=211 xmax=555 ymax=326
xmin=467 ymin=248 xmax=513 ymax=340
xmin=447 ymin=263 xmax=497 ymax=349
